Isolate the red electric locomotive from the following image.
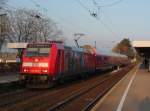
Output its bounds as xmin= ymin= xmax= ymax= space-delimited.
xmin=20 ymin=41 xmax=129 ymax=88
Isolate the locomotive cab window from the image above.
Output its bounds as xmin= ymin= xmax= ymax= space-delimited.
xmin=26 ymin=44 xmax=51 ymax=57
xmin=26 ymin=48 xmax=38 ymax=57
xmin=39 ymin=48 xmax=50 ymax=56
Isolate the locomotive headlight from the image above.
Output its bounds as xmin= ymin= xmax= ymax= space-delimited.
xmin=24 ymin=69 xmax=28 ymax=72
xmin=44 ymin=70 xmax=48 ymax=73
xmin=24 ymin=69 xmax=27 ymax=72
xmin=35 ymin=59 xmax=39 ymax=62
xmin=42 ymin=69 xmax=48 ymax=73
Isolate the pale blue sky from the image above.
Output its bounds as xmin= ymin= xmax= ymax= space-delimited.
xmin=7 ymin=0 xmax=150 ymax=49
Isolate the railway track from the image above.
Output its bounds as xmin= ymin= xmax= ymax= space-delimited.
xmin=0 ymin=65 xmax=134 ymax=111
xmin=48 ymin=65 xmax=132 ymax=111
xmin=0 ymin=63 xmax=19 ymax=73
xmin=0 ymin=89 xmax=48 ymax=108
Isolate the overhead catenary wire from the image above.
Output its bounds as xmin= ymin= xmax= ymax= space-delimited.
xmin=29 ymin=0 xmax=48 ymax=13
xmin=92 ymin=0 xmax=124 ymax=39
xmin=29 ymin=0 xmax=91 ymax=42
xmin=75 ymin=0 xmax=120 ymax=37
xmin=91 ymin=0 xmax=124 ymax=20
xmin=95 ymin=16 xmax=119 ymax=38
xmin=75 ymin=0 xmax=99 ymax=17
xmin=92 ymin=0 xmax=124 ymax=7
xmin=75 ymin=0 xmax=91 ymax=13
xmin=100 ymin=9 xmax=123 ymax=37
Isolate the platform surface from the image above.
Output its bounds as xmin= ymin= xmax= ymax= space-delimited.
xmin=0 ymin=73 xmax=19 ymax=84
xmin=91 ymin=64 xmax=150 ymax=111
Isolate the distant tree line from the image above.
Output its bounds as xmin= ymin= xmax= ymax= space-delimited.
xmin=112 ymin=38 xmax=136 ymax=58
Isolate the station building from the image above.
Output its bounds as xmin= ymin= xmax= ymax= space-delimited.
xmin=132 ymin=40 xmax=150 ymax=70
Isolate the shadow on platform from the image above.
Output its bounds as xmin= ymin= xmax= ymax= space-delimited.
xmin=139 ymin=97 xmax=150 ymax=111
xmin=139 ymin=64 xmax=148 ymax=69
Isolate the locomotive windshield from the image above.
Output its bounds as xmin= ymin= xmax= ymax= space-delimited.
xmin=26 ymin=44 xmax=51 ymax=57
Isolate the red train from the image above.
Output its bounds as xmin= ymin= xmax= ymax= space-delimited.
xmin=20 ymin=41 xmax=129 ymax=87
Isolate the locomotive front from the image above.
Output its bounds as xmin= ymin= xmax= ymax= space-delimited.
xmin=20 ymin=43 xmax=53 ymax=87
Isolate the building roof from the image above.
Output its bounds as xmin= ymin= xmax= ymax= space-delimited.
xmin=132 ymin=41 xmax=150 ymax=47
xmin=7 ymin=43 xmax=28 ymax=49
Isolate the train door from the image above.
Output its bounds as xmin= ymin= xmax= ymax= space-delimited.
xmin=73 ymin=51 xmax=83 ymax=74
xmin=55 ymin=49 xmax=64 ymax=79
xmin=58 ymin=50 xmax=62 ymax=74
xmin=80 ymin=52 xmax=84 ymax=73
xmin=64 ymin=50 xmax=68 ymax=74
xmin=69 ymin=51 xmax=74 ymax=73
xmin=64 ymin=48 xmax=73 ymax=75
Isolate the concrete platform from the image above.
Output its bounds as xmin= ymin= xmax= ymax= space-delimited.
xmin=0 ymin=73 xmax=19 ymax=84
xmin=91 ymin=64 xmax=150 ymax=111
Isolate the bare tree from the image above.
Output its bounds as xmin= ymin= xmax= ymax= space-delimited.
xmin=0 ymin=0 xmax=7 ymax=9
xmin=6 ymin=8 xmax=62 ymax=43
xmin=0 ymin=0 xmax=8 ymax=51
xmin=0 ymin=13 xmax=8 ymax=51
